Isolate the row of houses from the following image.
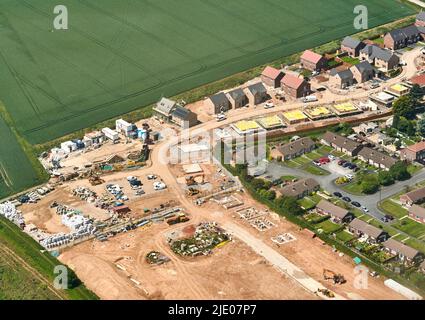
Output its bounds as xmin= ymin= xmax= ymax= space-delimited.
xmin=321 ymin=131 xmax=397 ymax=170
xmin=316 ymin=199 xmax=423 ymax=264
xmin=329 ymin=61 xmax=375 ymax=88
xmin=276 ymin=178 xmax=320 ymax=199
xmin=206 ymin=82 xmax=268 ymax=115
xmin=383 ymin=12 xmax=425 ymax=50
xmin=270 ymin=137 xmax=316 ymax=161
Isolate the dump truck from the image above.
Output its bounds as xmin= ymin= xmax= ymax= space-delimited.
xmin=166 ymin=215 xmax=190 ymax=225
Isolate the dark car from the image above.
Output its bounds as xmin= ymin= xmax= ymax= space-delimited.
xmin=385 ymin=214 xmax=395 ymax=221
xmin=351 ymin=201 xmax=361 ymax=207
xmin=342 ymin=196 xmax=351 ymax=202
xmin=338 ymin=160 xmax=346 ymax=166
xmin=348 ymin=164 xmax=357 ymax=170
xmin=353 ymin=167 xmax=361 ymax=172
xmin=342 ymin=162 xmax=351 ymax=168
xmin=333 ymin=192 xmax=343 ymax=198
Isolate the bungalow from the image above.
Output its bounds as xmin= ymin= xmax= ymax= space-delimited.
xmin=382 ymin=239 xmax=423 ymax=264
xmin=340 ymin=36 xmax=365 ymax=57
xmin=316 ymin=200 xmax=355 ymax=224
xmin=328 ymin=68 xmax=354 ymax=89
xmin=400 ymin=187 xmax=425 ymax=207
xmin=321 ymin=132 xmax=363 ymax=157
xmin=153 ymin=97 xmax=176 ymax=121
xmin=244 ymin=82 xmax=268 ymax=106
xmin=409 ymin=204 xmax=425 ymax=224
xmin=277 ymin=178 xmax=320 ymax=199
xmin=400 ymin=141 xmax=425 ymax=162
xmin=171 ymin=105 xmax=198 ymax=128
xmin=270 ymin=137 xmax=315 ymax=161
xmin=348 ymin=218 xmax=390 ymax=243
xmin=384 ymin=25 xmax=424 ymax=50
xmin=359 ymin=45 xmax=400 ymax=72
xmin=300 ymin=50 xmax=327 ymax=72
xmin=261 ymin=66 xmax=285 ymax=88
xmin=357 ymin=147 xmax=397 ymax=170
xmin=280 ymin=74 xmax=311 ymax=98
xmin=409 ymin=74 xmax=425 ymax=88
xmin=226 ymin=88 xmax=248 ymax=109
xmin=350 ymin=61 xmax=375 ymax=83
xmin=206 ymin=92 xmax=231 ymax=115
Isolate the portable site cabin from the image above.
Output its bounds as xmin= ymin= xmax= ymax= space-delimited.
xmin=102 ymin=127 xmax=119 ymax=141
xmin=116 ymin=119 xmax=136 ymax=137
xmin=60 ymin=141 xmax=77 ymax=154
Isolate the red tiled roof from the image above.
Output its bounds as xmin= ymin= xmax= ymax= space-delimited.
xmin=301 ymin=50 xmax=323 ymax=64
xmin=410 ymin=74 xmax=425 ymax=86
xmin=261 ymin=66 xmax=282 ymax=80
xmin=407 ymin=141 xmax=425 ymax=152
xmin=281 ymin=74 xmax=305 ymax=89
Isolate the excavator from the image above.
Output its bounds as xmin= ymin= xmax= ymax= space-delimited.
xmin=323 ymin=269 xmax=346 ymax=285
xmin=317 ymin=288 xmax=335 ymax=298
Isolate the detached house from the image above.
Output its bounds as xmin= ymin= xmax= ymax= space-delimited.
xmin=171 ymin=105 xmax=198 ymax=128
xmin=350 ymin=61 xmax=375 ymax=83
xmin=300 ymin=50 xmax=327 ymax=72
xmin=316 ymin=200 xmax=355 ymax=224
xmin=321 ymin=132 xmax=362 ymax=156
xmin=409 ymin=205 xmax=425 ymax=224
xmin=270 ymin=137 xmax=315 ymax=161
xmin=329 ymin=68 xmax=354 ymax=89
xmin=348 ymin=218 xmax=390 ymax=243
xmin=341 ymin=36 xmax=365 ymax=57
xmin=244 ymin=82 xmax=268 ymax=106
xmin=261 ymin=66 xmax=285 ymax=88
xmin=280 ymin=74 xmax=311 ymax=98
xmin=400 ymin=141 xmax=425 ymax=162
xmin=153 ymin=97 xmax=177 ymax=121
xmin=359 ymin=45 xmax=400 ymax=72
xmin=206 ymin=92 xmax=231 ymax=115
xmin=226 ymin=88 xmax=248 ymax=109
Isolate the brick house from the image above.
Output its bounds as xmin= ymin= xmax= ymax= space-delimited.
xmin=171 ymin=105 xmax=198 ymax=128
xmin=359 ymin=45 xmax=400 ymax=72
xmin=261 ymin=66 xmax=285 ymax=88
xmin=409 ymin=205 xmax=425 ymax=224
xmin=300 ymin=50 xmax=327 ymax=72
xmin=350 ymin=61 xmax=375 ymax=83
xmin=400 ymin=141 xmax=425 ymax=162
xmin=341 ymin=36 xmax=365 ymax=57
xmin=280 ymin=74 xmax=311 ymax=98
xmin=329 ymin=68 xmax=354 ymax=89
xmin=206 ymin=92 xmax=231 ymax=114
xmin=321 ymin=132 xmax=362 ymax=156
xmin=276 ymin=178 xmax=320 ymax=199
xmin=270 ymin=137 xmax=315 ymax=161
xmin=384 ymin=25 xmax=424 ymax=50
xmin=382 ymin=239 xmax=423 ymax=264
xmin=357 ymin=147 xmax=397 ymax=171
xmin=316 ymin=200 xmax=355 ymax=224
xmin=400 ymin=187 xmax=425 ymax=207
xmin=244 ymin=82 xmax=268 ymax=106
xmin=348 ymin=218 xmax=390 ymax=243
xmin=226 ymin=88 xmax=248 ymax=109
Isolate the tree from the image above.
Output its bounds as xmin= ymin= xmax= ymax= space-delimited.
xmin=275 ymin=196 xmax=304 ymax=216
xmin=396 ymin=116 xmax=415 ymax=136
xmin=361 ymin=175 xmax=380 ymax=194
xmin=251 ymin=178 xmax=266 ymax=191
xmin=410 ymin=84 xmax=425 ymax=101
xmin=417 ymin=118 xmax=425 ymax=137
xmin=393 ymin=95 xmax=416 ymax=120
xmin=389 ymin=161 xmax=411 ymax=181
xmin=378 ymin=171 xmax=395 ymax=186
xmin=394 ymin=139 xmax=401 ymax=150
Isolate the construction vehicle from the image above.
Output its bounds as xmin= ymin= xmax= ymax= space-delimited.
xmin=166 ymin=214 xmax=190 ymax=225
xmin=185 ymin=174 xmax=205 ymax=186
xmin=186 ymin=188 xmax=200 ymax=196
xmin=323 ymin=269 xmax=346 ymax=285
xmin=89 ymin=174 xmax=104 ymax=186
xmin=317 ymin=288 xmax=335 ymax=298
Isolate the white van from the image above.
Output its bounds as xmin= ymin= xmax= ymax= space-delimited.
xmin=302 ymin=95 xmax=318 ymax=103
xmin=216 ymin=113 xmax=227 ymax=122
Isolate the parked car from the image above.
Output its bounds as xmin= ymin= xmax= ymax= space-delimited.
xmin=264 ymin=102 xmax=274 ymax=109
xmin=385 ymin=214 xmax=395 ymax=221
xmin=216 ymin=113 xmax=227 ymax=122
xmin=342 ymin=162 xmax=351 ymax=168
xmin=345 ymin=174 xmax=354 ymax=180
xmin=328 ymin=155 xmax=335 ymax=161
xmin=338 ymin=160 xmax=347 ymax=166
xmin=333 ymin=192 xmax=342 ymax=198
xmin=147 ymin=174 xmax=157 ymax=180
xmin=353 ymin=167 xmax=361 ymax=172
xmin=351 ymin=201 xmax=361 ymax=208
xmin=342 ymin=196 xmax=351 ymax=202
xmin=362 ymin=206 xmax=369 ymax=213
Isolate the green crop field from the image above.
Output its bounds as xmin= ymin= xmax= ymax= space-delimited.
xmin=0 ymin=0 xmax=415 ymax=199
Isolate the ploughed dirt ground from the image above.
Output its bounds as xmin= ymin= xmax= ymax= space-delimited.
xmin=60 ymin=222 xmax=315 ymax=300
